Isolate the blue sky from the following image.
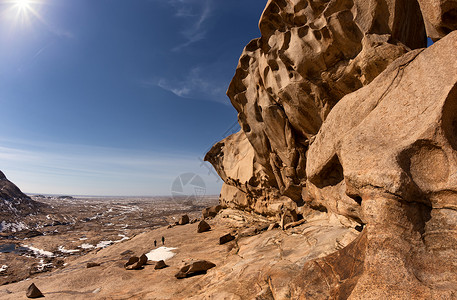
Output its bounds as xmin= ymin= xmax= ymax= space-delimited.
xmin=0 ymin=0 xmax=267 ymax=196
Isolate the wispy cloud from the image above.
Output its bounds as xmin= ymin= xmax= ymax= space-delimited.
xmin=163 ymin=0 xmax=212 ymax=51
xmin=0 ymin=138 xmax=222 ymax=196
xmin=143 ymin=66 xmax=228 ymax=103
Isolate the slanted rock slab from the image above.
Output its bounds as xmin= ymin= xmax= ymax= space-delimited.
xmin=175 ymin=260 xmax=216 ymax=279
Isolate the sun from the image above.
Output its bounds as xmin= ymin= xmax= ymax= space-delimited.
xmin=14 ymin=0 xmax=32 ymax=9
xmin=6 ymin=0 xmax=41 ymax=26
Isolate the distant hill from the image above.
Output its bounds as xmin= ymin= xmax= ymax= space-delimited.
xmin=0 ymin=170 xmax=43 ymax=232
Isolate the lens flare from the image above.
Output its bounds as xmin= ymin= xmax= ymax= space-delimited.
xmin=5 ymin=0 xmax=42 ymax=27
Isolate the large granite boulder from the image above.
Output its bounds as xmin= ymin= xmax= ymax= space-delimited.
xmin=303 ymin=31 xmax=457 ymax=298
xmin=205 ymin=0 xmax=427 ymax=216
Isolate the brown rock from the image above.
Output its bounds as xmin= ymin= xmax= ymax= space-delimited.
xmin=267 ymin=223 xmax=279 ymax=231
xmin=124 ymin=254 xmax=147 ymax=270
xmin=86 ymin=262 xmax=101 ymax=268
xmin=178 ymin=215 xmax=189 ymax=225
xmin=197 ymin=220 xmax=211 ymax=233
xmin=154 ymin=260 xmax=167 ymax=270
xmin=26 ymin=283 xmax=43 ymax=298
xmin=175 ymin=260 xmax=216 ymax=279
xmin=205 ymin=0 xmax=427 ymax=217
xmin=418 ymin=0 xmax=457 ymax=40
xmin=283 ymin=219 xmax=306 ymax=230
xmin=219 ymin=233 xmax=235 ymax=245
xmin=202 ymin=205 xmax=222 ymax=218
xmin=0 ymin=170 xmax=44 ymax=226
xmin=305 ymin=32 xmax=457 ymax=298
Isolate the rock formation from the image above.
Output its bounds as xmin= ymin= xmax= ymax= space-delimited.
xmin=0 ymin=170 xmax=42 ymax=231
xmin=205 ymin=0 xmax=457 ymax=298
xmin=205 ymin=0 xmax=427 ymax=216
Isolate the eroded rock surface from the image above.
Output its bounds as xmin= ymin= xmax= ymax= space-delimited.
xmin=305 ymin=32 xmax=457 ymax=298
xmin=418 ymin=0 xmax=457 ymax=40
xmin=205 ymin=0 xmax=427 ymax=216
xmin=205 ymin=0 xmax=457 ymax=298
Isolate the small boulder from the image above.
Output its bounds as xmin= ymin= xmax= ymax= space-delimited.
xmin=175 ymin=260 xmax=216 ymax=279
xmin=154 ymin=260 xmax=167 ymax=270
xmin=26 ymin=283 xmax=43 ymax=298
xmin=86 ymin=262 xmax=101 ymax=268
xmin=178 ymin=215 xmax=189 ymax=225
xmin=124 ymin=254 xmax=148 ymax=270
xmin=219 ymin=233 xmax=235 ymax=245
xmin=197 ymin=220 xmax=211 ymax=233
xmin=202 ymin=205 xmax=222 ymax=219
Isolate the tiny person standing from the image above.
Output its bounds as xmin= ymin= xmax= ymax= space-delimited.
xmin=162 ymin=236 xmax=165 ymax=245
xmin=154 ymin=240 xmax=157 ymax=247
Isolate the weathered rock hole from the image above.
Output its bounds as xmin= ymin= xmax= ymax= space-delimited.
xmin=354 ymin=196 xmax=362 ymax=205
xmin=400 ymin=141 xmax=449 ymax=188
xmin=268 ymin=3 xmax=280 ymax=14
xmin=268 ymin=59 xmax=280 ymax=71
xmin=294 ymin=1 xmax=308 ymax=13
xmin=245 ymin=39 xmax=260 ymax=52
xmin=442 ymin=83 xmax=457 ymax=151
xmin=354 ymin=224 xmax=364 ymax=232
xmin=298 ymin=26 xmax=309 ymax=38
xmin=309 ymin=155 xmax=344 ymax=188
xmin=442 ymin=8 xmax=457 ymax=26
xmin=275 ymin=0 xmax=287 ymax=9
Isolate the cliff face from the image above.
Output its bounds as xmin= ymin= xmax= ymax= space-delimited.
xmin=206 ymin=0 xmax=426 ymax=216
xmin=206 ymin=0 xmax=457 ymax=297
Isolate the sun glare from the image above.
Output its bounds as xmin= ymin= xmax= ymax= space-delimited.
xmin=15 ymin=0 xmax=32 ymax=9
xmin=6 ymin=0 xmax=42 ymax=26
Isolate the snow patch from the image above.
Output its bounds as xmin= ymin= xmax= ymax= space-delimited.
xmin=0 ymin=265 xmax=8 ymax=272
xmin=80 ymin=243 xmax=95 ymax=249
xmin=0 ymin=221 xmax=28 ymax=233
xmin=58 ymin=246 xmax=79 ymax=254
xmin=36 ymin=259 xmax=53 ymax=272
xmin=95 ymin=240 xmax=113 ymax=248
xmin=22 ymin=245 xmax=54 ymax=257
xmin=145 ymin=247 xmax=177 ymax=261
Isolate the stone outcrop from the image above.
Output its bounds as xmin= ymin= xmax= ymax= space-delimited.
xmin=205 ymin=0 xmax=427 ymax=216
xmin=205 ymin=0 xmax=457 ymax=298
xmin=304 ymin=32 xmax=457 ymax=298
